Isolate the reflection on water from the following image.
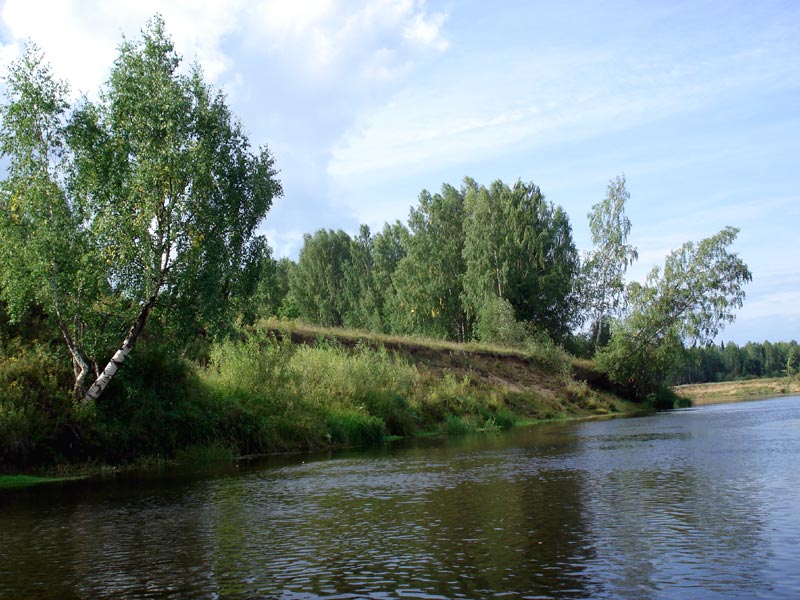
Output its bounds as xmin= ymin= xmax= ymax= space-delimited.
xmin=2 ymin=396 xmax=800 ymax=599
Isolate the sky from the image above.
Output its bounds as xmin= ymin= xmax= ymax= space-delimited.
xmin=0 ymin=0 xmax=798 ymax=344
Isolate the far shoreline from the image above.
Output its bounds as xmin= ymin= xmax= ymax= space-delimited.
xmin=675 ymin=377 xmax=800 ymax=406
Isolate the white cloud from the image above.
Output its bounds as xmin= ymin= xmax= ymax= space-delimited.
xmin=0 ymin=0 xmax=447 ymax=95
xmin=404 ymin=9 xmax=448 ymax=51
xmin=0 ymin=0 xmax=244 ymax=95
xmin=263 ymin=226 xmax=308 ymax=260
xmin=241 ymin=0 xmax=448 ymax=85
xmin=0 ymin=0 xmax=451 ymax=263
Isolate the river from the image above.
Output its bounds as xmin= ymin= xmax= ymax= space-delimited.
xmin=2 ymin=396 xmax=800 ymax=599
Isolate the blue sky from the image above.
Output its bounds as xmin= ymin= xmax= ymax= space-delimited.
xmin=1 ymin=0 xmax=798 ymax=344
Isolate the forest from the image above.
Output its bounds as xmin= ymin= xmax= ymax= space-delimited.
xmin=0 ymin=18 xmax=789 ymax=470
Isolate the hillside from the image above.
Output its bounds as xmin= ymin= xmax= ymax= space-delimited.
xmin=0 ymin=319 xmax=640 ymax=474
xmin=261 ymin=321 xmax=639 ymax=424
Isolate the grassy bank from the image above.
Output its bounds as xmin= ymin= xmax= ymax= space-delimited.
xmin=0 ymin=474 xmax=80 ymax=489
xmin=674 ymin=377 xmax=800 ymax=405
xmin=1 ymin=321 xmax=639 ymax=473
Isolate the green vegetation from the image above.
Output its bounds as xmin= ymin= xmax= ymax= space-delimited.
xmin=669 ymin=339 xmax=799 ymax=384
xmin=0 ymin=474 xmax=78 ymax=489
xmin=0 ymin=18 xmax=280 ymax=403
xmin=0 ymin=321 xmax=636 ymax=469
xmin=595 ymin=226 xmax=751 ymax=399
xmin=0 ymin=19 xmax=761 ymax=473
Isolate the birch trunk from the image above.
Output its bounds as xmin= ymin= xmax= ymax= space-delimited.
xmin=85 ymin=293 xmax=158 ymax=402
xmin=50 ymin=268 xmax=91 ymax=401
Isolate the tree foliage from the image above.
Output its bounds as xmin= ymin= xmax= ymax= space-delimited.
xmin=462 ymin=179 xmax=579 ymax=341
xmin=788 ymin=343 xmax=800 ymax=379
xmin=598 ymin=226 xmax=752 ymax=398
xmin=289 ymin=229 xmax=355 ymax=327
xmin=283 ymin=178 xmax=582 ymax=345
xmin=390 ymin=184 xmax=469 ymax=340
xmin=0 ymin=18 xmax=281 ymax=401
xmin=581 ymin=175 xmax=638 ymax=347
xmin=0 ymin=44 xmax=103 ymax=399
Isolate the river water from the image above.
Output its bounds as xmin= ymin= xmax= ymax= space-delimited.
xmin=2 ymin=396 xmax=800 ymax=599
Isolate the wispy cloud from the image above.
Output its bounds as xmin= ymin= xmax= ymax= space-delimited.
xmin=241 ymin=0 xmax=449 ymax=85
xmin=328 ymin=38 xmax=799 ymax=182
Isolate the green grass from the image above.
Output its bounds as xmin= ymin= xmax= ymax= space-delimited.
xmin=0 ymin=474 xmax=78 ymax=489
xmin=1 ymin=320 xmax=637 ymax=471
xmin=174 ymin=443 xmax=237 ymax=464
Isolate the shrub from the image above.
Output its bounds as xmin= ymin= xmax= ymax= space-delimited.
xmin=475 ymin=297 xmax=528 ymax=347
xmin=358 ymin=390 xmax=417 ymax=437
xmin=326 ymin=409 xmax=386 ymax=446
xmin=445 ymin=414 xmax=478 ymax=436
xmin=0 ymin=342 xmax=73 ymax=465
xmin=91 ymin=341 xmax=218 ymax=461
xmin=491 ymin=408 xmax=516 ymax=430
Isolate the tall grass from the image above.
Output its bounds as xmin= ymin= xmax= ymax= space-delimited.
xmin=201 ymin=332 xmax=518 ymax=452
xmin=3 ymin=323 xmax=609 ymax=469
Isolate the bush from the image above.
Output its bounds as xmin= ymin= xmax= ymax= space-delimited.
xmin=525 ymin=332 xmax=573 ymax=381
xmin=0 ymin=342 xmax=73 ymax=465
xmin=475 ymin=297 xmax=529 ymax=347
xmin=358 ymin=390 xmax=417 ymax=437
xmin=596 ymin=324 xmax=682 ymax=400
xmin=325 ymin=409 xmax=386 ymax=446
xmin=491 ymin=408 xmax=516 ymax=430
xmin=445 ymin=414 xmax=478 ymax=435
xmin=91 ymin=341 xmax=218 ymax=461
xmin=644 ymin=385 xmax=683 ymax=410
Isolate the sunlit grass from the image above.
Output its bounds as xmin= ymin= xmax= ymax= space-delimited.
xmin=256 ymin=317 xmax=539 ymax=358
xmin=1 ymin=318 xmax=635 ymax=471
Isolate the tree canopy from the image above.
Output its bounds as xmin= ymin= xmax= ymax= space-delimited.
xmin=463 ymin=179 xmax=579 ymax=341
xmin=0 ymin=17 xmax=281 ymax=401
xmin=581 ymin=175 xmax=638 ymax=347
xmin=597 ymin=226 xmax=752 ymax=398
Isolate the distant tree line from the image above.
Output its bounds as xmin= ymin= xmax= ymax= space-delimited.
xmin=669 ymin=340 xmax=800 ymax=384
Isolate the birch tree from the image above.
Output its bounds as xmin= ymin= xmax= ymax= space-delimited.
xmin=0 ymin=18 xmax=281 ymax=402
xmin=581 ymin=175 xmax=638 ymax=348
xmin=597 ymin=226 xmax=751 ymax=398
xmin=0 ymin=45 xmax=104 ymax=399
xmin=289 ymin=229 xmax=354 ymax=327
xmin=391 ymin=184 xmax=468 ymax=340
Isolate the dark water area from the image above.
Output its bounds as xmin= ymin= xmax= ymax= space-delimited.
xmin=3 ymin=396 xmax=800 ymax=599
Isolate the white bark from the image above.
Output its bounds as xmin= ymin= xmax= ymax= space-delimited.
xmin=85 ymin=345 xmax=130 ymax=401
xmin=85 ymin=293 xmax=157 ymax=402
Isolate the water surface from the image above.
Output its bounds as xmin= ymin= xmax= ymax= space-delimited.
xmin=3 ymin=396 xmax=800 ymax=599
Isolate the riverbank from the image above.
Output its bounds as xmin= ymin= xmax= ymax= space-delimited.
xmin=674 ymin=377 xmax=800 ymax=405
xmin=1 ymin=321 xmax=641 ymax=477
xmin=259 ymin=320 xmax=636 ymax=421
